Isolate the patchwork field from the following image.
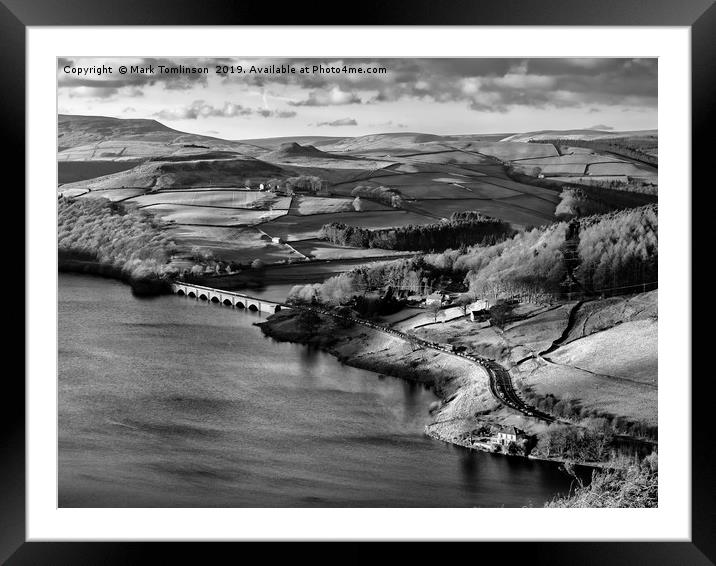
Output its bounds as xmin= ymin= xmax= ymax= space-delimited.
xmin=289 ymin=195 xmax=353 ymax=215
xmin=166 ymin=225 xmax=299 ymax=264
xmin=534 ymin=163 xmax=587 ymax=176
xmin=126 ymin=190 xmax=277 ymax=209
xmin=395 ymin=183 xmax=497 ymax=200
xmin=289 ymin=239 xmax=417 ymax=260
xmin=58 ymin=115 xmax=656 ymax=266
xmin=396 ymin=151 xmax=493 ymax=165
xmin=260 ymin=210 xmax=435 ymax=241
xmin=587 ymin=162 xmax=657 ymax=177
xmin=77 ymin=188 xmax=148 ymax=201
xmin=516 ymin=154 xmax=625 ymax=165
xmin=141 ymin=204 xmax=287 ymax=226
xmin=450 ymin=141 xmax=560 ymax=161
xmin=445 ymin=182 xmax=520 ymax=199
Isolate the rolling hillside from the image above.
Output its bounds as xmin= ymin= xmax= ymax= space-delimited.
xmin=57 ymin=114 xmax=657 ymax=264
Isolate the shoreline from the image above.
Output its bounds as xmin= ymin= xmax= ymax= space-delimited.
xmin=256 ymin=309 xmax=609 ymax=469
xmin=57 ymin=268 xmax=611 ymax=471
xmin=58 ymin=255 xmax=171 ymax=296
xmin=256 ymin=311 xmax=443 ymax=390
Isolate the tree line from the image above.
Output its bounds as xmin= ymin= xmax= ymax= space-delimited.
xmin=58 ymin=196 xmax=179 ymax=279
xmin=294 ymin=204 xmax=657 ymax=307
xmin=288 ymin=256 xmax=454 ymax=307
xmin=350 ymin=185 xmax=403 ymax=208
xmin=266 ymin=175 xmax=325 ymax=193
xmin=320 ymin=212 xmax=513 ymax=252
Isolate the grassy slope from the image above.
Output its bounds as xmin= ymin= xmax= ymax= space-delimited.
xmin=409 ymin=291 xmax=657 ymax=426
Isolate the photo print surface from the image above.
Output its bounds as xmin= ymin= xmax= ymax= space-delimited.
xmin=57 ymin=57 xmax=658 ymax=508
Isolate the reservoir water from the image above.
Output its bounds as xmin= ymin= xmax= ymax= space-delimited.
xmin=59 ymin=273 xmax=579 ymax=507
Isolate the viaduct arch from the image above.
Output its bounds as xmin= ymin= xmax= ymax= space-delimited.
xmin=170 ymin=282 xmax=287 ymax=314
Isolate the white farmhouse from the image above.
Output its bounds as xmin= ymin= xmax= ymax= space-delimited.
xmin=496 ymin=426 xmax=524 ymax=446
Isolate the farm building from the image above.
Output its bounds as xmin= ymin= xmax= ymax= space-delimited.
xmin=271 ymin=236 xmax=284 ymax=244
xmin=268 ymin=181 xmax=294 ymax=196
xmin=468 ymin=299 xmax=491 ymax=312
xmin=470 ymin=309 xmax=491 ymax=323
xmin=496 ymin=426 xmax=526 ymax=446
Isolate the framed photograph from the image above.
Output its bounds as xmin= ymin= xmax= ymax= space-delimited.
xmin=6 ymin=0 xmax=710 ymax=561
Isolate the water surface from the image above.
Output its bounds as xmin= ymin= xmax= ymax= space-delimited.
xmin=59 ymin=273 xmax=578 ymax=507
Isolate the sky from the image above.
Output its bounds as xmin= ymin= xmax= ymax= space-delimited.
xmin=57 ymin=57 xmax=657 ymax=140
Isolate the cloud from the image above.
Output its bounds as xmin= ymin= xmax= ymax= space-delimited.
xmin=65 ymin=84 xmax=144 ymax=100
xmin=256 ymin=109 xmax=297 ymax=118
xmin=59 ymin=57 xmax=657 ymax=115
xmin=155 ymin=100 xmax=296 ymax=120
xmin=589 ymin=124 xmax=614 ymax=130
xmin=316 ymin=118 xmax=357 ymax=127
xmin=67 ymin=86 xmax=120 ymax=99
xmin=122 ymin=106 xmax=136 ymax=113
xmin=155 ymin=100 xmax=249 ymax=120
xmin=289 ymin=86 xmax=362 ymax=106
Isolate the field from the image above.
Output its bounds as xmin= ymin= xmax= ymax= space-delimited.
xmin=394 ymin=151 xmax=493 ymax=165
xmin=126 ymin=189 xmax=276 ymax=208
xmin=58 ymin=115 xmax=657 ymax=267
xmin=587 ymin=162 xmax=657 ymax=177
xmin=548 ymin=176 xmax=630 ymax=185
xmin=515 ymin=154 xmax=625 ymax=165
xmin=58 ymin=160 xmax=143 ymax=184
xmin=501 ymin=128 xmax=658 ymax=143
xmin=549 ymin=319 xmax=657 ymax=384
xmin=166 ymin=225 xmax=299 ymax=264
xmin=408 ymin=291 xmax=657 ymax=426
xmin=289 ymin=195 xmax=354 ymax=215
xmin=517 ymin=358 xmax=657 ymax=425
xmin=141 ymin=204 xmax=288 ymax=226
xmin=289 ymin=240 xmax=416 ymax=260
xmin=260 ymin=210 xmax=435 ymax=241
xmin=392 ymin=183 xmax=497 ymax=200
xmin=60 ymin=157 xmax=286 ymax=192
xmin=77 ymin=188 xmax=148 ymax=201
xmin=449 ymin=141 xmax=560 ymax=160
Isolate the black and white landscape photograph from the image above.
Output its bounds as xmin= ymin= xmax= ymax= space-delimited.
xmin=57 ymin=57 xmax=658 ymax=508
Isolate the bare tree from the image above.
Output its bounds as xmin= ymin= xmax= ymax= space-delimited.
xmin=426 ymin=301 xmax=443 ymax=323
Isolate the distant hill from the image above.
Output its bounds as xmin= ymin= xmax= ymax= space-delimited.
xmin=501 ymin=129 xmax=658 ymax=143
xmin=263 ymin=142 xmax=353 ymax=162
xmin=58 ymin=114 xmax=177 ymax=149
xmin=58 ymin=114 xmax=266 ymax=159
xmin=60 ymin=156 xmax=287 ymax=192
xmin=238 ymin=136 xmax=347 ymax=150
xmin=322 ymin=132 xmax=448 ymax=153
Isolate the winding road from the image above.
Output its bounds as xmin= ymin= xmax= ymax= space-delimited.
xmin=294 ymin=303 xmax=556 ymax=423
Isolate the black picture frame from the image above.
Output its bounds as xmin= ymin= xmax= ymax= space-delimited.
xmin=5 ymin=0 xmax=710 ymax=562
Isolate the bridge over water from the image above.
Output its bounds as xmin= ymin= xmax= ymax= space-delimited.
xmin=170 ymin=282 xmax=288 ymax=314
